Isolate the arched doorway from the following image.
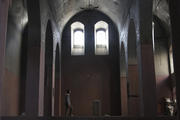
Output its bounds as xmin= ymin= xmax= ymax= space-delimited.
xmin=44 ymin=20 xmax=53 ymax=116
xmin=61 ymin=10 xmax=120 ymax=116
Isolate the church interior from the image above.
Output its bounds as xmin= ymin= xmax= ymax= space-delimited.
xmin=0 ymin=0 xmax=180 ymax=119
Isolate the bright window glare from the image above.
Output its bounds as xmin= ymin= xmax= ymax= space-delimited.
xmin=95 ymin=21 xmax=109 ymax=55
xmin=71 ymin=21 xmax=85 ymax=55
xmin=74 ymin=30 xmax=84 ymax=46
xmin=97 ymin=30 xmax=106 ymax=45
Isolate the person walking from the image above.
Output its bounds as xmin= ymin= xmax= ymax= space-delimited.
xmin=65 ymin=89 xmax=73 ymax=116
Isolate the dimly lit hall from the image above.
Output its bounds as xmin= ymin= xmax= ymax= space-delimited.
xmin=0 ymin=0 xmax=179 ymax=119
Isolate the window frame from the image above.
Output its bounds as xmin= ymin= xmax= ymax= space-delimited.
xmin=71 ymin=22 xmax=85 ymax=55
xmin=94 ymin=21 xmax=109 ymax=55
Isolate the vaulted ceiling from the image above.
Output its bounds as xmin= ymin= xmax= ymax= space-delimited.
xmin=153 ymin=0 xmax=170 ymax=35
xmin=8 ymin=0 xmax=171 ymax=39
xmin=49 ymin=0 xmax=132 ymax=33
xmin=48 ymin=0 xmax=171 ymax=38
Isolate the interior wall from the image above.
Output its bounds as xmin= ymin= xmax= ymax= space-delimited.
xmin=61 ymin=10 xmax=120 ymax=116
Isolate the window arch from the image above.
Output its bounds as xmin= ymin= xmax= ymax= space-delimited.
xmin=71 ymin=21 xmax=85 ymax=55
xmin=94 ymin=21 xmax=109 ymax=55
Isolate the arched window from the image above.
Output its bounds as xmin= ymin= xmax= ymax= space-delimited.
xmin=95 ymin=21 xmax=109 ymax=55
xmin=71 ymin=22 xmax=85 ymax=55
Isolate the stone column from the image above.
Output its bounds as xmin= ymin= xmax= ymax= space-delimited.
xmin=120 ymin=43 xmax=128 ymax=115
xmin=169 ymin=0 xmax=180 ymax=118
xmin=137 ymin=0 xmax=157 ymax=116
xmin=25 ymin=0 xmax=42 ymax=116
xmin=0 ymin=0 xmax=9 ymax=115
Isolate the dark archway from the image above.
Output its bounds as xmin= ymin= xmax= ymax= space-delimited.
xmin=61 ymin=10 xmax=120 ymax=116
xmin=54 ymin=44 xmax=61 ymax=116
xmin=44 ymin=20 xmax=53 ymax=116
xmin=127 ymin=19 xmax=140 ymax=115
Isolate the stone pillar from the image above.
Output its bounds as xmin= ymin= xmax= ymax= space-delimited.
xmin=137 ymin=0 xmax=157 ymax=116
xmin=120 ymin=43 xmax=128 ymax=115
xmin=169 ymin=0 xmax=180 ymax=118
xmin=25 ymin=0 xmax=41 ymax=116
xmin=0 ymin=0 xmax=9 ymax=115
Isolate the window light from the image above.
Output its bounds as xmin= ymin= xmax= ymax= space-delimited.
xmin=95 ymin=21 xmax=109 ymax=55
xmin=71 ymin=22 xmax=85 ymax=55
